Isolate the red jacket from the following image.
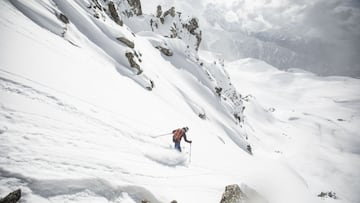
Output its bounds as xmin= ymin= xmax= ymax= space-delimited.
xmin=172 ymin=128 xmax=191 ymax=143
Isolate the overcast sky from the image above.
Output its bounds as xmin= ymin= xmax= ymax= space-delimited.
xmin=143 ymin=0 xmax=360 ymax=76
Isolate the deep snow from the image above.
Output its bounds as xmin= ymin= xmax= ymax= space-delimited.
xmin=0 ymin=0 xmax=359 ymax=203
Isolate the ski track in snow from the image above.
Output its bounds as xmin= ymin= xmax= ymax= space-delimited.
xmin=0 ymin=69 xmax=217 ymax=202
xmin=0 ymin=71 xmax=196 ymax=202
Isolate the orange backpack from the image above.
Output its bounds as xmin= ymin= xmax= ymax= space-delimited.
xmin=173 ymin=129 xmax=183 ymax=142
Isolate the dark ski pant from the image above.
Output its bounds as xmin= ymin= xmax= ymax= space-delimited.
xmin=174 ymin=142 xmax=181 ymax=152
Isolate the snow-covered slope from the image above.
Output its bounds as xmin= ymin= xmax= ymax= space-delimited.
xmin=227 ymin=58 xmax=360 ymax=203
xmin=0 ymin=0 xmax=359 ymax=203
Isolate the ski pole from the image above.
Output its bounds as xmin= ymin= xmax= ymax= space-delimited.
xmin=189 ymin=143 xmax=192 ymax=164
xmin=150 ymin=132 xmax=172 ymax=138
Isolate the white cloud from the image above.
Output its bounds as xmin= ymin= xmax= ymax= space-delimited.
xmin=199 ymin=0 xmax=360 ymax=76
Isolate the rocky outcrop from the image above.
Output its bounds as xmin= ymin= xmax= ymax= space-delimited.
xmin=149 ymin=6 xmax=202 ymax=52
xmin=247 ymin=145 xmax=252 ymax=155
xmin=318 ymin=191 xmax=337 ymax=199
xmin=117 ymin=37 xmax=135 ymax=48
xmin=220 ymin=184 xmax=248 ymax=203
xmin=125 ymin=52 xmax=142 ymax=74
xmin=156 ymin=46 xmax=173 ymax=56
xmin=199 ymin=113 xmax=206 ymax=119
xmin=183 ymin=18 xmax=202 ymax=51
xmin=127 ymin=0 xmax=142 ymax=16
xmin=57 ymin=13 xmax=69 ymax=24
xmin=184 ymin=18 xmax=198 ymax=34
xmin=215 ymin=87 xmax=222 ymax=96
xmin=220 ymin=184 xmax=268 ymax=203
xmin=108 ymin=1 xmax=123 ymax=26
xmin=156 ymin=5 xmax=162 ymax=18
xmin=0 ymin=189 xmax=21 ymax=203
xmin=163 ymin=7 xmax=176 ymax=18
xmin=91 ymin=0 xmax=102 ymax=10
xmin=146 ymin=80 xmax=154 ymax=91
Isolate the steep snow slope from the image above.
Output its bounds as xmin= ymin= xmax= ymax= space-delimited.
xmin=0 ymin=0 xmax=359 ymax=203
xmin=227 ymin=59 xmax=360 ymax=203
xmin=0 ymin=0 xmax=249 ymax=202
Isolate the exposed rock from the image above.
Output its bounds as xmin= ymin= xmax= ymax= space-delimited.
xmin=169 ymin=23 xmax=178 ymax=38
xmin=57 ymin=13 xmax=69 ymax=24
xmin=194 ymin=31 xmax=202 ymax=51
xmin=184 ymin=18 xmax=198 ymax=34
xmin=183 ymin=18 xmax=202 ymax=51
xmin=141 ymin=200 xmax=150 ymax=203
xmin=170 ymin=201 xmax=178 ymax=203
xmin=108 ymin=1 xmax=123 ymax=26
xmin=220 ymin=184 xmax=248 ymax=203
xmin=215 ymin=87 xmax=222 ymax=96
xmin=0 ymin=189 xmax=21 ymax=203
xmin=149 ymin=6 xmax=202 ymax=52
xmin=241 ymin=106 xmax=246 ymax=113
xmin=234 ymin=113 xmax=242 ymax=123
xmin=163 ymin=7 xmax=176 ymax=18
xmin=247 ymin=145 xmax=252 ymax=155
xmin=127 ymin=0 xmax=142 ymax=16
xmin=146 ymin=80 xmax=154 ymax=91
xmin=199 ymin=113 xmax=206 ymax=119
xmin=156 ymin=5 xmax=162 ymax=18
xmin=220 ymin=184 xmax=269 ymax=203
xmin=116 ymin=37 xmax=135 ymax=48
xmin=317 ymin=191 xmax=337 ymax=199
xmin=156 ymin=46 xmax=173 ymax=56
xmin=125 ymin=52 xmax=142 ymax=74
xmin=91 ymin=0 xmax=102 ymax=10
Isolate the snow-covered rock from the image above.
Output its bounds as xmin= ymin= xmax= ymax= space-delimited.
xmin=0 ymin=189 xmax=21 ymax=203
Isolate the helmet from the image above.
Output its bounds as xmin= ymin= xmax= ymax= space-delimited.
xmin=183 ymin=127 xmax=189 ymax=132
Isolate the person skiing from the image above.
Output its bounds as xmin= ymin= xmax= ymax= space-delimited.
xmin=172 ymin=127 xmax=192 ymax=152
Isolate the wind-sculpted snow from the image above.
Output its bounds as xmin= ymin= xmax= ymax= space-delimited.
xmin=8 ymin=0 xmax=245 ymax=127
xmin=10 ymin=0 xmax=154 ymax=90
xmin=0 ymin=168 xmax=162 ymax=203
xmin=10 ymin=0 xmax=64 ymax=37
xmin=1 ymin=0 xmax=360 ymax=203
xmin=141 ymin=34 xmax=245 ymax=125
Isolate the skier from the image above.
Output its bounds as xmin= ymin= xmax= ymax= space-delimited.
xmin=172 ymin=127 xmax=192 ymax=152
